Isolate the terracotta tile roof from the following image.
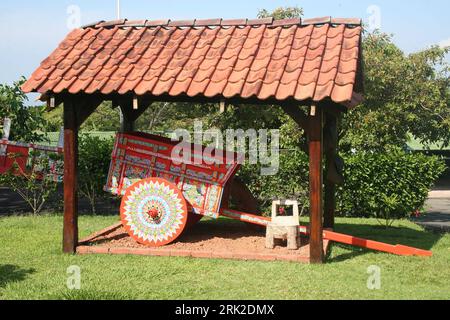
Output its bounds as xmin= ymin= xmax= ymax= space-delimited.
xmin=22 ymin=17 xmax=364 ymax=107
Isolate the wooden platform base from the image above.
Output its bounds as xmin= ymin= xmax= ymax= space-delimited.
xmin=77 ymin=221 xmax=330 ymax=264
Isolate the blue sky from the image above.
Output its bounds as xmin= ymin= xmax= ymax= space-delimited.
xmin=0 ymin=0 xmax=449 ymax=94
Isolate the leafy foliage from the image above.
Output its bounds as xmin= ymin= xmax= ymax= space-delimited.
xmin=78 ymin=134 xmax=114 ymax=214
xmin=257 ymin=6 xmax=303 ymax=19
xmin=0 ymin=78 xmax=47 ymax=142
xmin=237 ymin=114 xmax=309 ymax=215
xmin=336 ymin=149 xmax=446 ymax=226
xmin=341 ymin=31 xmax=450 ymax=152
xmin=44 ymin=101 xmax=121 ymax=132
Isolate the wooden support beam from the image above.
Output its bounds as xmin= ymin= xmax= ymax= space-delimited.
xmin=75 ymin=99 xmax=103 ymax=127
xmin=119 ymin=102 xmax=151 ymax=132
xmin=280 ymin=104 xmax=309 ymax=133
xmin=62 ymin=96 xmax=100 ymax=254
xmin=308 ymin=104 xmax=324 ymax=264
xmin=63 ymin=100 xmax=78 ymax=254
xmin=323 ymin=113 xmax=339 ymax=229
xmin=324 ymin=181 xmax=336 ymax=230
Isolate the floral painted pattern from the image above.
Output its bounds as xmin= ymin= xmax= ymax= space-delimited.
xmin=120 ymin=178 xmax=187 ymax=246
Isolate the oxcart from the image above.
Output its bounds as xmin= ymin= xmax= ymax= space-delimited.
xmin=104 ymin=132 xmax=266 ymax=246
xmin=0 ymin=118 xmax=63 ymax=181
xmin=104 ymin=132 xmax=432 ymax=257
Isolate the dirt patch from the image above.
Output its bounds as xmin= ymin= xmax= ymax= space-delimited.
xmin=84 ymin=220 xmax=319 ymax=260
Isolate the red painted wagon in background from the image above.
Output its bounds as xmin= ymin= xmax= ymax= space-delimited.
xmin=0 ymin=118 xmax=63 ymax=182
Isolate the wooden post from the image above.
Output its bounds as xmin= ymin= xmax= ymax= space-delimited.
xmin=308 ymin=105 xmax=324 ymax=264
xmin=324 ymin=181 xmax=336 ymax=229
xmin=63 ymin=100 xmax=78 ymax=253
xmin=120 ymin=106 xmax=135 ymax=132
xmin=62 ymin=97 xmax=101 ymax=254
xmin=323 ymin=113 xmax=338 ymax=230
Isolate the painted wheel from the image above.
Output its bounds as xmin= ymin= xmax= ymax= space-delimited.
xmin=120 ymin=177 xmax=188 ymax=247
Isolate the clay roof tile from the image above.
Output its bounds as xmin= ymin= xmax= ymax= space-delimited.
xmin=22 ymin=16 xmax=363 ymax=108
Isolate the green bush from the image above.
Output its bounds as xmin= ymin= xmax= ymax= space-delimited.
xmin=336 ymin=149 xmax=446 ymax=226
xmin=238 ymin=149 xmax=310 ymax=215
xmin=238 ymin=141 xmax=445 ymax=225
xmin=78 ymin=134 xmax=114 ymax=214
xmin=236 ymin=115 xmax=310 ymax=215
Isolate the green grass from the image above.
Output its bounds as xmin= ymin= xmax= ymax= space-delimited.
xmin=0 ymin=214 xmax=449 ymax=300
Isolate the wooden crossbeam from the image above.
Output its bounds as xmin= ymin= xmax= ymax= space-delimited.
xmin=119 ymin=101 xmax=152 ymax=132
xmin=280 ymin=104 xmax=309 ymax=133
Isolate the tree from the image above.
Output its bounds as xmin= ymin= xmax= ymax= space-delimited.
xmin=257 ymin=6 xmax=303 ymax=19
xmin=340 ymin=31 xmax=450 ymax=152
xmin=43 ymin=101 xmax=121 ymax=132
xmin=135 ymin=102 xmax=217 ymax=133
xmin=0 ymin=78 xmax=47 ymax=142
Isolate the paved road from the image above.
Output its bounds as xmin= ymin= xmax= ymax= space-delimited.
xmin=0 ymin=186 xmax=119 ymax=216
xmin=413 ymin=190 xmax=450 ymax=232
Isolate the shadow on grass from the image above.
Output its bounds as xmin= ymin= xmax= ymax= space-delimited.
xmin=51 ymin=290 xmax=131 ymax=300
xmin=0 ymin=264 xmax=35 ymax=288
xmin=326 ymin=223 xmax=443 ymax=263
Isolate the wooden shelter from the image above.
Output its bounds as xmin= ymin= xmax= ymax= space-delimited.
xmin=22 ymin=16 xmax=364 ymax=263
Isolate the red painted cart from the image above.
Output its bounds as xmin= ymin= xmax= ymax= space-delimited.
xmin=105 ymin=132 xmax=432 ymax=257
xmin=0 ymin=118 xmax=63 ymax=182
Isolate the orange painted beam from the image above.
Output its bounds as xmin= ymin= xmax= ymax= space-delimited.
xmin=220 ymin=209 xmax=432 ymax=257
xmin=322 ymin=230 xmax=432 ymax=257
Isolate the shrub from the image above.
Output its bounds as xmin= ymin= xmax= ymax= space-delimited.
xmin=236 ymin=114 xmax=310 ymax=215
xmin=238 ymin=141 xmax=445 ymax=226
xmin=238 ymin=149 xmax=310 ymax=215
xmin=336 ymin=149 xmax=446 ymax=226
xmin=78 ymin=134 xmax=114 ymax=214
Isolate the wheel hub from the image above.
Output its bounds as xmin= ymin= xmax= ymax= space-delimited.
xmin=147 ymin=207 xmax=161 ymax=222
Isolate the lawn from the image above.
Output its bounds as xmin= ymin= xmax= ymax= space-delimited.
xmin=0 ymin=214 xmax=449 ymax=300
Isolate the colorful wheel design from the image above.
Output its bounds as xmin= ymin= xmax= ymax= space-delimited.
xmin=120 ymin=177 xmax=188 ymax=247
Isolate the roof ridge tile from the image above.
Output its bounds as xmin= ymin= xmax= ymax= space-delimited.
xmin=168 ymin=19 xmax=196 ymax=27
xmin=247 ymin=17 xmax=274 ymax=25
xmin=81 ymin=20 xmax=105 ymax=29
xmin=97 ymin=19 xmax=127 ymax=28
xmin=302 ymin=16 xmax=331 ymax=26
xmin=272 ymin=18 xmax=302 ymax=27
xmin=81 ymin=17 xmax=362 ymax=30
xmin=146 ymin=19 xmax=170 ymax=27
xmin=221 ymin=19 xmax=248 ymax=26
xmin=195 ymin=18 xmax=222 ymax=26
xmin=122 ymin=19 xmax=148 ymax=27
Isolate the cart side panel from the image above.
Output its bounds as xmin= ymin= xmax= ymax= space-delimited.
xmin=0 ymin=144 xmax=28 ymax=174
xmin=104 ymin=132 xmax=241 ymax=219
